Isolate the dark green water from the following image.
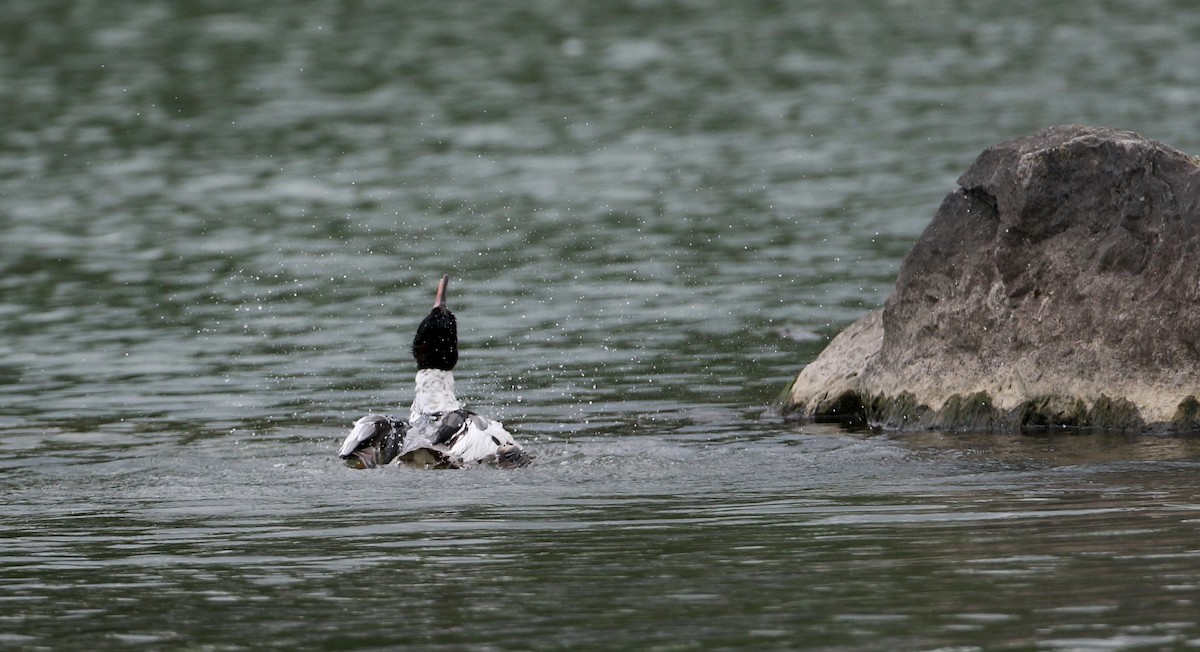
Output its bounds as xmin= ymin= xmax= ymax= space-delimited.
xmin=3 ymin=1 xmax=1200 ymax=649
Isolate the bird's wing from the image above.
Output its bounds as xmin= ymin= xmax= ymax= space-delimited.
xmin=432 ymin=410 xmax=469 ymax=445
xmin=446 ymin=414 xmax=523 ymax=464
xmin=376 ymin=421 xmax=408 ymax=465
xmin=338 ymin=414 xmax=386 ymax=458
xmin=339 ymin=414 xmax=408 ymax=465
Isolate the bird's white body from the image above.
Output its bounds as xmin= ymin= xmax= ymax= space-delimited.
xmin=401 ymin=369 xmax=524 ymax=466
xmin=409 ymin=369 xmax=463 ymax=417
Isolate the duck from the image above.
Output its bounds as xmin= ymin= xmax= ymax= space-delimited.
xmin=338 ymin=275 xmax=531 ymax=469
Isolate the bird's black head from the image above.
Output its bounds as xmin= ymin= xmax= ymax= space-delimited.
xmin=411 ymin=274 xmax=458 ymax=371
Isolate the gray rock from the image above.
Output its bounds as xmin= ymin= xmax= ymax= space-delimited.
xmin=783 ymin=125 xmax=1200 ymax=433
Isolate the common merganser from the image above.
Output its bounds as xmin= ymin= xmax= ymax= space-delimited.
xmin=338 ymin=275 xmax=531 ymax=469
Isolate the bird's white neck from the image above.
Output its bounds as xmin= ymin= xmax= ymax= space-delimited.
xmin=410 ymin=369 xmax=463 ymax=420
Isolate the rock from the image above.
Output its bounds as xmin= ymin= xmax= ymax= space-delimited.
xmin=782 ymin=125 xmax=1200 ymax=433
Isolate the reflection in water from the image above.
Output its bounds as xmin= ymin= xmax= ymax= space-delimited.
xmin=3 ymin=0 xmax=1200 ymax=649
xmin=905 ymin=429 xmax=1200 ymax=467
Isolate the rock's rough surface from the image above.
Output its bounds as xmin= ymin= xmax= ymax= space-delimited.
xmin=784 ymin=125 xmax=1200 ymax=432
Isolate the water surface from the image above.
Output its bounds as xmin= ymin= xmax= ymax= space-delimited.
xmin=3 ymin=1 xmax=1200 ymax=649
